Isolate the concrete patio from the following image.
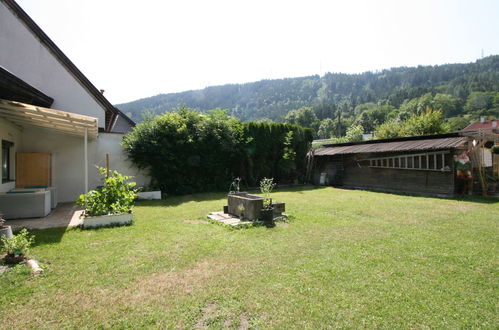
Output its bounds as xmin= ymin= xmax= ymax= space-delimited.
xmin=5 ymin=202 xmax=84 ymax=229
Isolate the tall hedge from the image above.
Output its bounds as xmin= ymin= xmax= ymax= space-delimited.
xmin=122 ymin=108 xmax=312 ymax=194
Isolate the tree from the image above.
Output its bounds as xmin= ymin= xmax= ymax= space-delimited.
xmin=344 ymin=124 xmax=364 ymax=142
xmin=284 ymin=106 xmax=320 ymax=136
xmin=446 ymin=116 xmax=473 ymax=131
xmin=374 ymin=107 xmax=450 ymax=139
xmin=401 ymin=107 xmax=450 ymax=136
xmin=374 ymin=120 xmax=403 ymax=139
xmin=432 ymin=93 xmax=461 ymax=117
xmin=353 ymin=103 xmax=396 ymax=133
xmin=317 ymin=118 xmax=336 ymax=139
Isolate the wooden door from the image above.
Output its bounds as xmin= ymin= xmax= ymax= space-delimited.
xmin=16 ymin=152 xmax=51 ymax=188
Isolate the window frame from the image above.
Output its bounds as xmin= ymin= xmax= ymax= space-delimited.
xmin=2 ymin=140 xmax=14 ymax=183
xmin=368 ymin=151 xmax=450 ymax=172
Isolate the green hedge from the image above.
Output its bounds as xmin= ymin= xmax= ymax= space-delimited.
xmin=122 ymin=108 xmax=312 ymax=194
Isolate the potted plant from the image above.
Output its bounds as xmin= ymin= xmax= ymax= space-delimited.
xmin=1 ymin=228 xmax=34 ymax=264
xmin=259 ymin=177 xmax=276 ymax=226
xmin=76 ymin=167 xmax=138 ymax=229
xmin=0 ymin=213 xmax=13 ymax=239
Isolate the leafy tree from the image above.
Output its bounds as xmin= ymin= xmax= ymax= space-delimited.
xmin=432 ymin=93 xmax=461 ymax=116
xmin=353 ymin=103 xmax=396 ymax=133
xmin=374 ymin=120 xmax=403 ymax=139
xmin=374 ymin=108 xmax=450 ymax=139
xmin=446 ymin=115 xmax=473 ymax=131
xmin=122 ymin=107 xmax=313 ymax=194
xmin=317 ymin=118 xmax=336 ymax=139
xmin=284 ymin=106 xmax=320 ymax=135
xmin=344 ymin=124 xmax=364 ymax=142
xmin=402 ymin=108 xmax=450 ymax=136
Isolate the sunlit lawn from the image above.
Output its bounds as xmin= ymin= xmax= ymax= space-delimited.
xmin=0 ymin=186 xmax=497 ymax=328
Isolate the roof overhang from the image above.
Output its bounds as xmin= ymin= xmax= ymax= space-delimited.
xmin=314 ymin=135 xmax=468 ymax=156
xmin=0 ymin=98 xmax=98 ymax=138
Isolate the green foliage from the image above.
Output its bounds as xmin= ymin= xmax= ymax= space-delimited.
xmin=317 ymin=118 xmax=335 ymax=139
xmin=259 ymin=177 xmax=275 ymax=209
xmin=116 ymin=56 xmax=499 ymax=124
xmin=374 ymin=120 xmax=403 ymax=139
xmin=284 ymin=106 xmax=320 ymax=136
xmin=375 ymin=108 xmax=450 ymax=139
xmin=76 ymin=167 xmax=138 ymax=217
xmin=464 ymin=91 xmax=499 ymax=117
xmin=1 ymin=228 xmax=34 ymax=258
xmin=353 ymin=103 xmax=396 ymax=132
xmin=278 ymin=131 xmax=297 ymax=179
xmin=123 ymin=108 xmax=313 ymax=194
xmin=402 ymin=107 xmax=450 ymax=136
xmin=446 ymin=115 xmax=473 ymax=131
xmin=328 ymin=124 xmax=365 ymax=144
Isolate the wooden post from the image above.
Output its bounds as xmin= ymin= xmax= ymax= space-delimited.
xmin=106 ymin=153 xmax=110 ymax=178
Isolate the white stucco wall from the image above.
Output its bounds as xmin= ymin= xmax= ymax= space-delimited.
xmin=112 ymin=115 xmax=134 ymax=133
xmin=0 ymin=1 xmax=105 ymax=127
xmin=93 ymin=133 xmax=149 ymax=189
xmin=19 ymin=128 xmax=149 ymax=203
xmin=0 ymin=118 xmax=22 ymax=193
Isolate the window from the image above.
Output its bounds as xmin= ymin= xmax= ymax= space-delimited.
xmin=2 ymin=140 xmax=13 ymax=183
xmin=368 ymin=151 xmax=450 ymax=172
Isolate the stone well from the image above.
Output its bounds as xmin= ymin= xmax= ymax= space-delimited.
xmin=227 ymin=192 xmax=263 ymax=221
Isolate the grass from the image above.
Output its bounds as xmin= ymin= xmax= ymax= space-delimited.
xmin=0 ymin=186 xmax=497 ymax=328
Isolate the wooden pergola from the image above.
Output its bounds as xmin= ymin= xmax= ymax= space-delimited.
xmin=0 ymin=98 xmax=98 ymax=138
xmin=0 ymin=98 xmax=99 ymax=194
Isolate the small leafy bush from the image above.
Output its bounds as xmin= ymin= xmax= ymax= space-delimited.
xmin=77 ymin=167 xmax=138 ymax=217
xmin=260 ymin=177 xmax=276 ymax=209
xmin=1 ymin=228 xmax=34 ymax=258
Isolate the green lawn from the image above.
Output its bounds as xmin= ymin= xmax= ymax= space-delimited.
xmin=1 ymin=187 xmax=497 ymax=329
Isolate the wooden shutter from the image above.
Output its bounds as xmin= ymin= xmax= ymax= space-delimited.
xmin=15 ymin=152 xmax=51 ymax=188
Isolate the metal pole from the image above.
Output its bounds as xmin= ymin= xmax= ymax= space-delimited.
xmin=84 ymin=127 xmax=88 ymax=194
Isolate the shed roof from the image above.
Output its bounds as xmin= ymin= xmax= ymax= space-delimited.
xmin=314 ymin=134 xmax=467 ymax=156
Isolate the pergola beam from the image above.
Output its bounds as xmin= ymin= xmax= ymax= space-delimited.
xmin=0 ymin=98 xmax=98 ymax=138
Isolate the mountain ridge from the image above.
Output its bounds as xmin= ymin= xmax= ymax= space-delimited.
xmin=116 ymin=56 xmax=499 ymax=123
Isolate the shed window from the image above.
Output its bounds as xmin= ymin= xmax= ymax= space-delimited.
xmin=368 ymin=151 xmax=450 ymax=172
xmin=2 ymin=140 xmax=13 ymax=182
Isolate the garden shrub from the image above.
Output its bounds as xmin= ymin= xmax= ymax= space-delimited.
xmin=76 ymin=167 xmax=138 ymax=217
xmin=122 ymin=107 xmax=313 ymax=194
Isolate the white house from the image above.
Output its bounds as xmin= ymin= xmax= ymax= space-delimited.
xmin=0 ymin=0 xmax=149 ymax=206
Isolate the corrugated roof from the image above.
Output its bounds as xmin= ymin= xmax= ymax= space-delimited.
xmin=314 ymin=136 xmax=467 ymax=156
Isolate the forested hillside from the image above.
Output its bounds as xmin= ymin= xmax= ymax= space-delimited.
xmin=116 ymin=56 xmax=499 ymax=135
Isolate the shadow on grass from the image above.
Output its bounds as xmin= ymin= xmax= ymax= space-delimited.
xmin=136 ymin=185 xmax=323 ymax=208
xmin=337 ymin=186 xmax=498 ymax=204
xmin=29 ymin=226 xmax=75 ymax=247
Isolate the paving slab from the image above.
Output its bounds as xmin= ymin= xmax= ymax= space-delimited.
xmin=5 ymin=203 xmax=84 ymax=230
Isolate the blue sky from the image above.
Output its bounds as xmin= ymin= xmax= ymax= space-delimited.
xmin=16 ymin=0 xmax=499 ymax=104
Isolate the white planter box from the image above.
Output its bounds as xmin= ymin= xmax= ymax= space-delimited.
xmin=82 ymin=212 xmax=133 ymax=229
xmin=137 ymin=191 xmax=162 ymax=200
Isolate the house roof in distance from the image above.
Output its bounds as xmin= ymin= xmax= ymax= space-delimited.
xmin=462 ymin=119 xmax=498 ymax=131
xmin=1 ymin=0 xmax=135 ymax=131
xmin=314 ymin=133 xmax=468 ymax=156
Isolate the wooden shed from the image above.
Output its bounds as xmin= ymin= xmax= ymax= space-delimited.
xmin=311 ymin=133 xmax=469 ymax=197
